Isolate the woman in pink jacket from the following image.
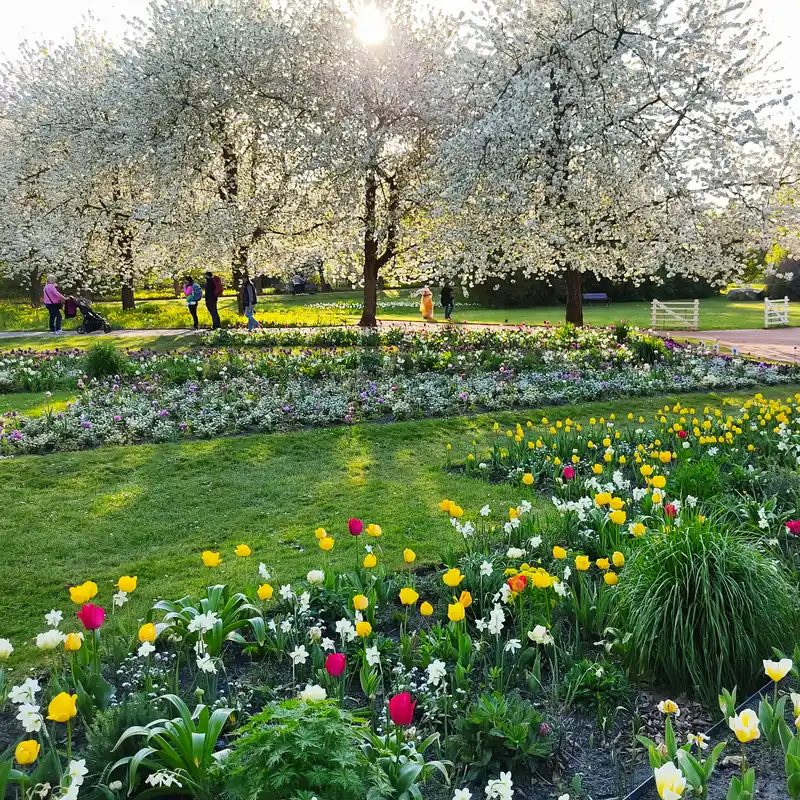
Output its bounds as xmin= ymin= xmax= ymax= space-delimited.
xmin=42 ymin=275 xmax=65 ymax=334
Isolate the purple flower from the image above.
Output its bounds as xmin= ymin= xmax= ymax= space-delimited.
xmin=81 ymin=421 xmax=93 ymax=429
xmin=113 ymin=415 xmax=122 ymax=422
xmin=10 ymin=431 xmax=22 ymax=441
xmin=158 ymin=409 xmax=169 ymax=417
xmin=179 ymin=423 xmax=187 ymax=431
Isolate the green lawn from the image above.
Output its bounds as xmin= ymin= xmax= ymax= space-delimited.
xmin=2 ymin=291 xmax=797 ymax=336
xmin=2 ymin=384 xmax=798 ymax=663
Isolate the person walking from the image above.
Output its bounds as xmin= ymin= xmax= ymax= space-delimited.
xmin=204 ymin=271 xmax=222 ymax=329
xmin=242 ymin=276 xmax=261 ymax=331
xmin=42 ymin=275 xmax=65 ymax=334
xmin=183 ymin=275 xmax=202 ymax=329
xmin=441 ymin=284 xmax=454 ymax=322
xmin=419 ymin=285 xmax=435 ymax=321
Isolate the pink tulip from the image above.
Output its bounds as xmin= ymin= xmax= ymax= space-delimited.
xmin=562 ymin=466 xmax=575 ymax=480
xmin=76 ymin=603 xmax=105 ymax=630
xmin=664 ymin=503 xmax=677 ymax=519
xmin=388 ymin=692 xmax=416 ymax=726
xmin=348 ymin=518 xmax=363 ymax=536
xmin=786 ymin=520 xmax=800 ymax=536
xmin=325 ymin=652 xmax=346 ymax=677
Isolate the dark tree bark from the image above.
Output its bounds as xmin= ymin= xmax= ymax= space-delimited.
xmin=564 ymin=267 xmax=584 ymax=326
xmin=232 ymin=242 xmax=248 ymax=314
xmin=121 ymin=283 xmax=136 ymax=310
xmin=359 ymin=170 xmax=380 ymax=327
xmin=28 ymin=267 xmax=41 ymax=307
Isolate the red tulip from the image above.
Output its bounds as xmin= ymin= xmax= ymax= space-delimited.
xmin=664 ymin=503 xmax=677 ymax=519
xmin=677 ymin=430 xmax=688 ymax=439
xmin=76 ymin=603 xmax=105 ymax=630
xmin=786 ymin=520 xmax=800 ymax=536
xmin=348 ymin=518 xmax=363 ymax=536
xmin=325 ymin=652 xmax=346 ymax=677
xmin=388 ymin=692 xmax=416 ymax=726
xmin=562 ymin=466 xmax=575 ymax=480
xmin=507 ymin=574 xmax=527 ymax=593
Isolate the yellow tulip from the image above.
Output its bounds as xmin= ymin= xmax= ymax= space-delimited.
xmin=117 ymin=575 xmax=137 ymax=593
xmin=640 ymin=464 xmax=653 ymax=477
xmin=319 ymin=537 xmax=335 ymax=552
xmin=69 ymin=580 xmax=98 ymax=604
xmin=403 ymin=548 xmax=416 ymax=564
xmin=234 ymin=544 xmax=252 ymax=558
xmin=658 ymin=699 xmax=680 ymax=714
xmin=314 ymin=527 xmax=327 ymax=540
xmin=353 ymin=594 xmax=369 ymax=611
xmin=603 ymin=452 xmax=613 ymax=463
xmin=450 ymin=505 xmax=464 ymax=518
xmin=138 ymin=623 xmax=157 ymax=643
xmin=654 ymin=763 xmax=686 ymax=800
xmin=442 ymin=568 xmax=464 ymax=587
xmin=609 ymin=497 xmax=625 ymax=511
xmin=596 ymin=558 xmax=610 ymax=570
xmin=659 ymin=451 xmax=672 ymax=464
xmin=363 ymin=553 xmax=377 ymax=569
xmin=592 ymin=464 xmax=603 ymax=475
xmin=522 ymin=472 xmax=534 ymax=486
xmin=652 ymin=475 xmax=666 ymax=489
xmin=604 ymin=572 xmax=618 ymax=586
xmin=575 ymin=555 xmax=590 ymax=571
xmin=257 ymin=583 xmax=273 ymax=600
xmin=764 ymin=658 xmax=793 ymax=683
xmin=399 ymin=587 xmax=419 ymax=606
xmin=64 ymin=632 xmax=83 ymax=652
xmin=728 ymin=708 xmax=760 ymax=743
xmin=420 ymin=601 xmax=434 ymax=616
xmin=612 ymin=551 xmax=625 ymax=568
xmin=202 ymin=551 xmax=221 ymax=567
xmin=552 ymin=546 xmax=567 ymax=560
xmin=609 ymin=510 xmax=627 ymax=525
xmin=509 ymin=507 xmax=519 ymax=520
xmin=355 ymin=621 xmax=372 ymax=637
xmin=47 ymin=692 xmax=78 ymax=723
xmin=439 ymin=499 xmax=453 ymax=513
xmin=448 ymin=602 xmax=465 ymax=622
xmin=533 ymin=571 xmax=552 ymax=589
xmin=15 ymin=740 xmax=40 ymax=766
xmin=594 ymin=492 xmax=612 ymax=506
xmin=366 ymin=523 xmax=382 ymax=537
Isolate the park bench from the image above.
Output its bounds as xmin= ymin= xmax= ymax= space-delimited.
xmin=583 ymin=292 xmax=610 ymax=306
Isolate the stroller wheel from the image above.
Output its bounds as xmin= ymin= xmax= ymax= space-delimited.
xmin=103 ymin=324 xmax=111 ymax=333
xmin=76 ymin=325 xmax=86 ymax=334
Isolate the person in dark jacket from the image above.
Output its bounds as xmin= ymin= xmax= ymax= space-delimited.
xmin=441 ymin=285 xmax=454 ymax=322
xmin=204 ymin=271 xmax=221 ymax=329
xmin=242 ymin=277 xmax=260 ymax=331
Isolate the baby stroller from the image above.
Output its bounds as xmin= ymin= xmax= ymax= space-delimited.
xmin=75 ymin=297 xmax=111 ymax=334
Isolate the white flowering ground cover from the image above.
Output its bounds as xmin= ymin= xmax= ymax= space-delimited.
xmin=1 ymin=326 xmax=798 ymax=455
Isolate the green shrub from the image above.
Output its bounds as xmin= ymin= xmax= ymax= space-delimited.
xmin=628 ymin=332 xmax=668 ymax=363
xmin=454 ymin=691 xmax=552 ymax=781
xmin=83 ymin=342 xmax=130 ymax=378
xmin=615 ymin=519 xmax=799 ymax=702
xmin=562 ymin=658 xmax=629 ymax=712
xmin=670 ymin=459 xmax=723 ymax=500
xmin=83 ymin=694 xmax=166 ymax=792
xmin=222 ymin=699 xmax=371 ymax=800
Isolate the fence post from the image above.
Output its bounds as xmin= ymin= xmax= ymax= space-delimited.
xmin=651 ymin=299 xmax=657 ymax=329
xmin=692 ymin=299 xmax=699 ymax=330
xmin=764 ymin=298 xmax=768 ymax=329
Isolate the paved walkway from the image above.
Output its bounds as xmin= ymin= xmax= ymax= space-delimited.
xmin=657 ymin=328 xmax=800 ymax=364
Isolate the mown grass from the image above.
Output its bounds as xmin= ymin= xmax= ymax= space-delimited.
xmin=2 ymin=291 xmax=797 ymax=333
xmin=2 ymin=384 xmax=798 ymax=666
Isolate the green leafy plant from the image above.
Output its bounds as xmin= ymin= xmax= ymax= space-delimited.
xmin=454 ymin=691 xmax=551 ymax=781
xmin=671 ymin=458 xmax=722 ymax=501
xmin=615 ymin=519 xmax=798 ymax=701
xmin=223 ymin=699 xmax=373 ymax=800
xmin=110 ymin=694 xmax=231 ymax=799
xmin=83 ymin=342 xmax=130 ymax=378
xmin=562 ymin=658 xmax=629 ymax=713
xmin=357 ymin=726 xmax=450 ymax=800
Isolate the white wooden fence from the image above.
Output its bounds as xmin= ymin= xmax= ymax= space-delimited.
xmin=764 ymin=296 xmax=790 ymax=328
xmin=651 ymin=299 xmax=699 ymax=330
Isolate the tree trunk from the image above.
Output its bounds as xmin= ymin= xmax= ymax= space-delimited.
xmin=317 ymin=260 xmax=331 ymax=292
xmin=172 ymin=277 xmax=181 ymax=297
xmin=359 ymin=170 xmax=379 ymax=327
xmin=28 ymin=267 xmax=41 ymax=307
xmin=121 ymin=282 xmax=136 ymax=310
xmin=564 ymin=267 xmax=584 ymax=326
xmin=232 ymin=242 xmax=248 ymax=314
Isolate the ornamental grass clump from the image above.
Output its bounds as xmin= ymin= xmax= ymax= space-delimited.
xmin=615 ymin=518 xmax=798 ymax=702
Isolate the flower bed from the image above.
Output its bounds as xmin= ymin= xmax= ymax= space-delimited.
xmin=1 ymin=391 xmax=799 ymax=799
